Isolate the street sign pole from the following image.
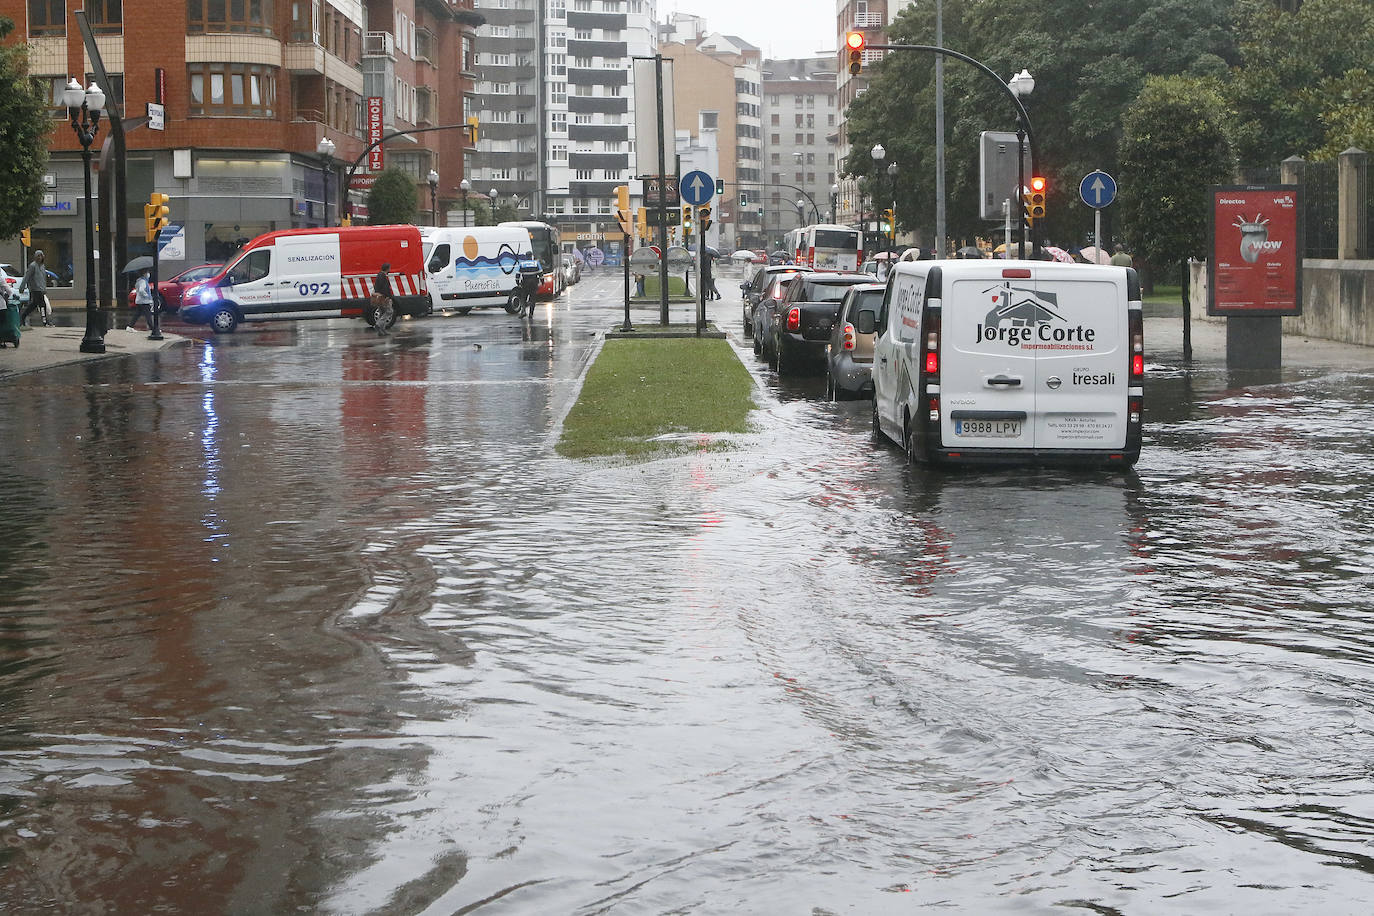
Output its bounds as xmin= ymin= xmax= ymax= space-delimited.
xmin=655 ymin=55 xmax=669 ymax=325
xmin=681 ymin=170 xmax=715 ymax=336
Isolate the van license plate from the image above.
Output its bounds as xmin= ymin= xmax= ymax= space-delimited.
xmin=955 ymin=419 xmax=1021 ymax=438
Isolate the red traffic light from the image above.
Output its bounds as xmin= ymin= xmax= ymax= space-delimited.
xmin=845 ymin=31 xmax=865 ymax=51
xmin=1029 ymin=176 xmax=1046 ymax=193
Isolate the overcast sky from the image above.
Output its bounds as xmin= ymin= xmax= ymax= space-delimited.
xmin=661 ymin=1 xmax=838 ymax=61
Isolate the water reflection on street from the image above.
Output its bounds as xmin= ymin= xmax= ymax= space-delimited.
xmin=2 ymin=272 xmax=1373 ymax=912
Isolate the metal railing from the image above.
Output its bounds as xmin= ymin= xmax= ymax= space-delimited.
xmin=363 ymin=31 xmax=395 ymax=59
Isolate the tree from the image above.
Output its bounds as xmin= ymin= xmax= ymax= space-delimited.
xmin=1227 ymin=0 xmax=1374 ymax=166
xmin=1117 ymin=75 xmax=1235 ymax=268
xmin=365 ymin=168 xmax=417 ymax=225
xmin=0 ymin=17 xmax=54 ymax=239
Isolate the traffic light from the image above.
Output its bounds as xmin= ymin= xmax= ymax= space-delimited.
xmin=466 ymin=116 xmax=479 ymax=142
xmin=698 ymin=205 xmax=712 ymax=232
xmin=740 ymin=190 xmax=748 ymax=206
xmin=1024 ymin=176 xmax=1046 ymax=224
xmin=882 ymin=208 xmax=895 ymax=231
xmin=845 ymin=31 xmax=865 ymax=76
xmin=20 ymin=227 xmax=31 ymax=247
xmin=682 ymin=204 xmax=692 ymax=231
xmin=144 ymin=192 xmax=170 ymax=242
xmin=615 ymin=184 xmax=632 ymax=234
xmin=756 ymin=206 xmax=764 ymax=222
xmin=715 ymin=178 xmax=724 ymax=196
xmin=637 ymin=206 xmax=647 ymax=239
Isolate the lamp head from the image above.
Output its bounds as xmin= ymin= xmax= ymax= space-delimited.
xmin=460 ymin=178 xmax=471 ymax=192
xmin=62 ymin=78 xmax=85 ymax=109
xmin=317 ymin=137 xmax=336 ymax=157
xmin=85 ymin=82 xmax=105 ymax=113
xmin=870 ymin=143 xmax=885 ymax=161
xmin=887 ymin=161 xmax=898 ymax=176
xmin=428 ymin=169 xmax=439 ymax=187
xmin=1009 ymin=68 xmax=1035 ymax=98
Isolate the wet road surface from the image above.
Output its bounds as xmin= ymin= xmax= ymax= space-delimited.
xmin=3 ymin=268 xmax=1374 ymax=912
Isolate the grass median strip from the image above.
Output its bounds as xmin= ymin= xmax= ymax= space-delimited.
xmin=558 ymin=337 xmax=756 ymax=459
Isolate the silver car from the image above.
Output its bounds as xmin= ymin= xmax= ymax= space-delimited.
xmin=826 ymin=283 xmax=885 ymax=400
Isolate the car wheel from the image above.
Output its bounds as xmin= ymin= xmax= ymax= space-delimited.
xmin=209 ymin=306 xmax=238 ymax=334
xmin=753 ymin=333 xmax=762 ymax=356
xmin=872 ymin=399 xmax=884 ymax=441
xmin=772 ymin=336 xmax=784 ymax=373
xmin=374 ymin=300 xmax=396 ymax=331
xmin=457 ymin=307 xmax=473 ymax=316
xmin=743 ymin=314 xmax=752 ymax=337
xmin=905 ymin=418 xmax=921 ymax=465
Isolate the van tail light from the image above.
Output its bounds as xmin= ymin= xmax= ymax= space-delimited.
xmin=928 ymin=395 xmax=940 ymax=423
xmin=842 ymin=323 xmax=855 ymax=350
xmin=808 ymin=247 xmax=816 ymax=267
xmin=923 ymin=308 xmax=942 ymax=381
xmin=1128 ymin=395 xmax=1143 ymax=427
xmin=1128 ymin=307 xmax=1145 ymax=384
xmin=786 ymin=307 xmax=801 ymax=331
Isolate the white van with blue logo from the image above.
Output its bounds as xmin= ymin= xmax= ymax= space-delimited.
xmin=422 ymin=226 xmax=534 ymax=314
xmin=869 ymin=259 xmax=1144 ymax=467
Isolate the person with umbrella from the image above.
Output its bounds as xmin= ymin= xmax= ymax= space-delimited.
xmin=702 ymin=246 xmax=721 ymax=299
xmin=128 ymin=268 xmax=155 ymax=331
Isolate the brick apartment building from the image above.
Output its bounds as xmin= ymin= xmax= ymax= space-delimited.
xmin=1 ymin=0 xmax=480 ymax=300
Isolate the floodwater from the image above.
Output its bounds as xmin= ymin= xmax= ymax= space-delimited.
xmin=3 ymin=271 xmax=1374 ymax=913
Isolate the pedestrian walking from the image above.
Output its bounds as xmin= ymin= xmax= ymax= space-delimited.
xmin=371 ymin=262 xmax=394 ymax=331
xmin=701 ymin=255 xmax=720 ymax=300
xmin=18 ymin=250 xmax=52 ymax=327
xmin=1110 ymin=244 xmax=1133 ymax=268
xmin=0 ymin=275 xmax=21 ymax=347
xmin=633 ymin=272 xmax=645 ymax=297
xmin=128 ymin=269 xmax=154 ymax=331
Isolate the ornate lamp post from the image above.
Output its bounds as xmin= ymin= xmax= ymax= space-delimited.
xmin=459 ymin=178 xmax=471 ymax=226
xmin=1007 ymin=68 xmax=1035 ymax=258
xmin=489 ymin=187 xmax=499 ymax=222
xmin=63 ymin=78 xmax=106 ymax=354
xmin=870 ymin=144 xmax=885 ymax=255
xmin=830 ymin=182 xmax=839 ymax=224
xmin=887 ymin=160 xmax=898 ymax=252
xmin=316 ymin=137 xmax=336 ymax=226
xmin=428 ymin=168 xmax=440 ymax=227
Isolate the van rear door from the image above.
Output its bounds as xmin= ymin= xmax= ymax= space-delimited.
xmin=940 ymin=268 xmax=1038 ymax=448
xmin=1031 ymin=265 xmax=1128 ymax=449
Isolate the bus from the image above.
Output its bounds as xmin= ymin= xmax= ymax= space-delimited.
xmin=499 ymin=221 xmax=565 ymax=298
xmin=794 ymin=224 xmax=864 ymax=271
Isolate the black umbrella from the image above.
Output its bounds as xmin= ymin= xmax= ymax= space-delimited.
xmin=122 ymin=255 xmax=154 ymax=273
xmin=703 ymin=246 xmax=720 ymax=258
xmin=957 ymin=246 xmax=984 ymax=259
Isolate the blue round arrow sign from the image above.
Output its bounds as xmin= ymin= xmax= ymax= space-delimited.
xmin=680 ymin=170 xmax=715 ymax=205
xmin=1079 ymin=170 xmax=1117 ymax=209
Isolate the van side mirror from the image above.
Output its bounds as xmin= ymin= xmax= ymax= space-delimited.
xmin=856 ymin=310 xmax=876 ymax=334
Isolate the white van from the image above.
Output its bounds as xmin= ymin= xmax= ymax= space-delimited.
xmin=421 ymin=226 xmax=534 ymax=314
xmin=869 ymin=259 xmax=1143 ymax=467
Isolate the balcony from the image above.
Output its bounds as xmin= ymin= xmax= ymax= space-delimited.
xmin=364 ymin=31 xmax=394 ymax=59
xmin=567 ymin=67 xmax=627 ymax=87
xmin=853 ymin=13 xmax=885 ymax=28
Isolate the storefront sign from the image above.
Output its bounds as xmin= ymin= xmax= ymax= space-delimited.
xmin=367 ymin=97 xmax=384 ymax=171
xmin=1208 ymin=185 xmax=1302 ymax=317
xmin=349 ymin=174 xmax=378 ymax=191
xmin=39 ymin=195 xmax=78 ymax=215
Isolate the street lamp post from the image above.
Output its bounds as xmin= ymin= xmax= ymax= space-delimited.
xmin=870 ymin=144 xmax=886 ymax=255
xmin=428 ymin=169 xmax=440 ymax=227
xmin=489 ymin=188 xmax=499 ymax=222
xmin=887 ymin=160 xmax=898 ymax=253
xmin=830 ymin=183 xmax=839 ymax=224
xmin=316 ymin=137 xmax=336 ymax=227
xmin=458 ymin=178 xmax=471 ymax=226
xmin=63 ymin=78 xmax=105 ymax=354
xmin=1008 ymin=68 xmax=1035 ymax=259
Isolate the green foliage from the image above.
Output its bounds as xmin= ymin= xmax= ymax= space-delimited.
xmin=365 ymin=168 xmax=417 ymax=225
xmin=0 ymin=17 xmax=53 ymax=239
xmin=1227 ymin=0 xmax=1374 ymax=165
xmin=1118 ymin=75 xmax=1235 ymax=265
xmin=493 ymin=201 xmax=520 ymax=223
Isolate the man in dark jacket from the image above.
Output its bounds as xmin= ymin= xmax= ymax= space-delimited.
xmin=371 ymin=262 xmax=393 ymax=331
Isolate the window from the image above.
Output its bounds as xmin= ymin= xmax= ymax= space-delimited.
xmin=28 ymin=1 xmax=67 ymax=36
xmin=575 ymin=29 xmax=592 ymax=40
xmin=573 ymin=0 xmax=591 ymax=8
xmin=490 ymin=167 xmax=511 ymax=180
xmin=771 ymin=133 xmax=780 ymax=144
xmin=548 ymin=54 xmax=566 ymax=76
xmin=187 ymin=0 xmax=276 ymax=36
xmin=188 ymin=62 xmax=277 ymax=116
xmin=490 ymin=53 xmax=509 ymax=66
xmin=551 ymin=112 xmax=567 ymax=132
xmin=87 ymin=0 xmax=122 ymax=33
xmin=771 ymin=114 xmax=779 ymax=126
xmin=550 ymin=0 xmax=565 ymax=16
xmin=602 ymin=169 xmax=621 ymax=181
xmin=573 ymin=57 xmax=593 ymax=68
xmin=604 ymin=140 xmax=621 ymax=152
xmin=551 ymin=143 xmax=568 ymax=161
xmin=575 ymin=169 xmax=594 ymax=180
xmin=573 ymin=113 xmax=591 ymax=124
xmin=700 ymin=111 xmax=718 ymax=130
xmin=492 ymin=82 xmax=510 ymax=94
xmin=490 ymin=25 xmax=509 ymax=37
xmin=490 ymin=109 xmax=511 ymax=122
xmin=550 ymin=83 xmax=566 ymax=104
xmin=549 ymin=30 xmax=566 ymax=47
xmin=597 ymin=200 xmax=611 ymax=214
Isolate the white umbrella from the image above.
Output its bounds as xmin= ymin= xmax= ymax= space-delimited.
xmin=730 ymin=249 xmax=755 ymax=260
xmin=1079 ymin=246 xmax=1111 ymax=264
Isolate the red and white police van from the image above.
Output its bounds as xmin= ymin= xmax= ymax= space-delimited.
xmin=180 ymin=225 xmax=429 ymax=333
xmin=870 ymin=259 xmax=1144 ymax=466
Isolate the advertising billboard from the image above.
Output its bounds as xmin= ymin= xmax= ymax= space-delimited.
xmin=1207 ymin=185 xmax=1302 ymax=317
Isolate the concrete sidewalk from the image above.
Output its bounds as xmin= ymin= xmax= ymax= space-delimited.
xmin=1145 ymin=309 xmax=1374 ymax=372
xmin=0 ymin=320 xmax=190 ymax=380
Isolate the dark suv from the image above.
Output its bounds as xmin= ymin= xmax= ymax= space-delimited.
xmin=740 ymin=264 xmax=810 ymax=337
xmin=770 ymin=272 xmax=870 ymax=375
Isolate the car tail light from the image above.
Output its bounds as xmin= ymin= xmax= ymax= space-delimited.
xmin=1128 ymin=307 xmax=1144 ymax=383
xmin=786 ymin=307 xmax=801 ymax=331
xmin=924 ymin=308 xmax=941 ymax=379
xmin=842 ymin=323 xmax=855 ymax=350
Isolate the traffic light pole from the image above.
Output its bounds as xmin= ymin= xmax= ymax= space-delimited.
xmin=866 ymin=43 xmax=1040 ymax=253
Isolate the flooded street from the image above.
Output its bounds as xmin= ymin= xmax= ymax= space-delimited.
xmin=3 ymin=270 xmax=1374 ymax=912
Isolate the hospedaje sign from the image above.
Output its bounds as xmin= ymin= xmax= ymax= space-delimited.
xmin=1207 ymin=185 xmax=1303 ymax=317
xmin=367 ymin=97 xmax=384 ymax=171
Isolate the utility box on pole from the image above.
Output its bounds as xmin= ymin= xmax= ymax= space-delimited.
xmin=979 ymin=130 xmax=1031 ymax=221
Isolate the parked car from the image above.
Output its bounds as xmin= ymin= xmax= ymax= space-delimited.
xmin=125 ymin=263 xmax=224 ymax=314
xmin=752 ymin=273 xmax=805 ymax=363
xmin=825 ymin=283 xmax=885 ymax=400
xmin=770 ymin=272 xmax=871 ymax=376
xmin=561 ymin=256 xmax=582 ymax=286
xmin=740 ymin=264 xmax=810 ymax=337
